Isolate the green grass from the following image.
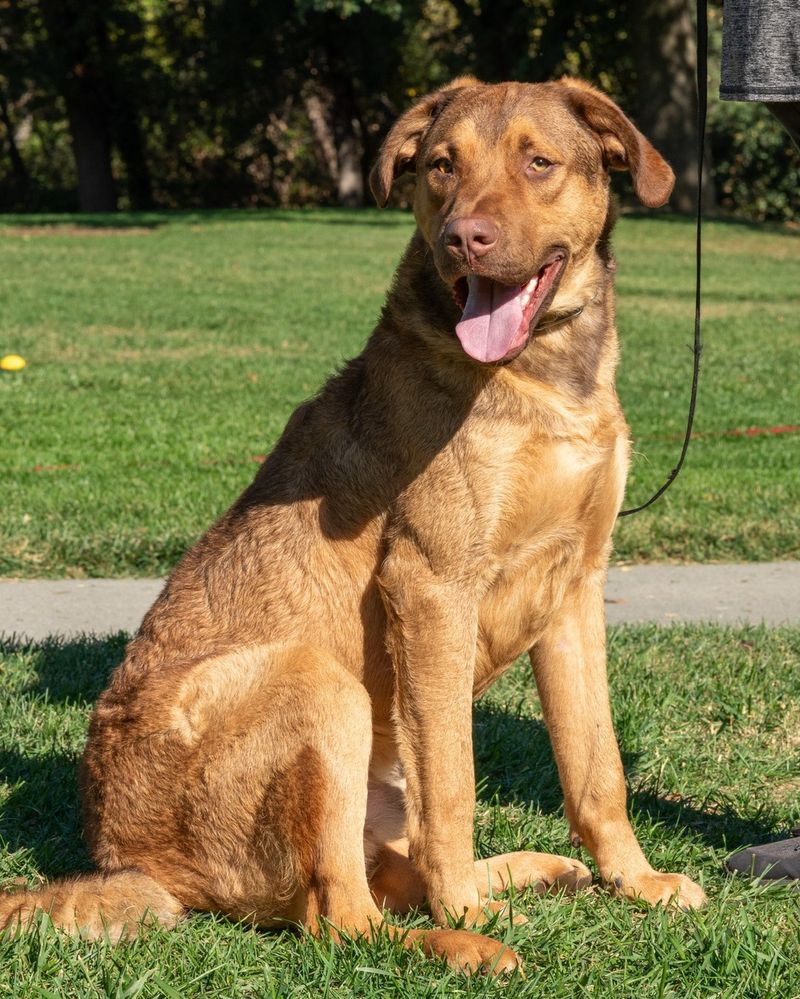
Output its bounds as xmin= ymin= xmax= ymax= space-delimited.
xmin=1 ymin=209 xmax=798 ymax=577
xmin=1 ymin=625 xmax=799 ymax=997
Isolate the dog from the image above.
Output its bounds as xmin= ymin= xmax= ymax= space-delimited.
xmin=0 ymin=77 xmax=706 ymax=975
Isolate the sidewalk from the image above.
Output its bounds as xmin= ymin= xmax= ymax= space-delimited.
xmin=1 ymin=562 xmax=798 ymax=643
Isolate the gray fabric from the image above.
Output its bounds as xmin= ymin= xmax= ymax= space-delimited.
xmin=721 ymin=0 xmax=800 ymax=101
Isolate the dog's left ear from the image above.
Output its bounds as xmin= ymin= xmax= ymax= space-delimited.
xmin=561 ymin=78 xmax=675 ymax=208
xmin=369 ymin=77 xmax=480 ymax=207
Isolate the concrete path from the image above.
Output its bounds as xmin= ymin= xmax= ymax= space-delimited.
xmin=1 ymin=563 xmax=798 ymax=643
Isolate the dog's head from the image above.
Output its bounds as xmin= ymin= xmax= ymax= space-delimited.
xmin=370 ymin=79 xmax=674 ymax=365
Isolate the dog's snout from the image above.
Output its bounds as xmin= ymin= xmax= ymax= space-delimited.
xmin=443 ymin=217 xmax=499 ymax=262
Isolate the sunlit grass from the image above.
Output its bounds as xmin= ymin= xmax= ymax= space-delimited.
xmin=1 ymin=209 xmax=798 ymax=576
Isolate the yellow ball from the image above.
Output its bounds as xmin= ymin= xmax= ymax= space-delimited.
xmin=0 ymin=354 xmax=26 ymax=372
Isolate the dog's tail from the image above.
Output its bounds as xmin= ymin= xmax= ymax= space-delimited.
xmin=0 ymin=870 xmax=184 ymax=941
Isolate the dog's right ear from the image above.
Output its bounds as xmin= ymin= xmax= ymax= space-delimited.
xmin=369 ymin=77 xmax=480 ymax=207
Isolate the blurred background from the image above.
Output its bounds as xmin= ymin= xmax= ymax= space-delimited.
xmin=0 ymin=0 xmax=797 ymax=221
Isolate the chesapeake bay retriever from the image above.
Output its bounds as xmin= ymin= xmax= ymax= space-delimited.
xmin=0 ymin=78 xmax=706 ymax=974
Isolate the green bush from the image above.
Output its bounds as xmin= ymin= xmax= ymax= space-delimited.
xmin=709 ymin=98 xmax=800 ymax=222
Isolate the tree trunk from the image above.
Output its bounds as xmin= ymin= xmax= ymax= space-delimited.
xmin=38 ymin=0 xmax=117 ymax=212
xmin=304 ymin=89 xmax=339 ymax=182
xmin=112 ymin=95 xmax=153 ymax=209
xmin=303 ymin=79 xmax=365 ymax=207
xmin=334 ymin=116 xmax=364 ymax=207
xmin=330 ymin=72 xmax=364 ymax=207
xmin=630 ymin=0 xmax=714 ymax=213
xmin=65 ymin=78 xmax=117 ymax=212
xmin=0 ymin=87 xmax=30 ymax=201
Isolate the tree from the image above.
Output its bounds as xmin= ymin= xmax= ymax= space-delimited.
xmin=629 ymin=0 xmax=712 ymax=212
xmin=293 ymin=0 xmax=426 ymax=206
xmin=2 ymin=0 xmax=778 ymax=217
xmin=37 ymin=0 xmax=118 ymax=211
xmin=0 ymin=73 xmax=31 ymax=205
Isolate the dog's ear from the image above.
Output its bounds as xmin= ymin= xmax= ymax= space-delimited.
xmin=560 ymin=78 xmax=675 ymax=208
xmin=369 ymin=77 xmax=481 ymax=207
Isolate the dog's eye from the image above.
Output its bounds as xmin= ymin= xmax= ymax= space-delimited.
xmin=432 ymin=157 xmax=453 ymax=175
xmin=528 ymin=156 xmax=552 ymax=173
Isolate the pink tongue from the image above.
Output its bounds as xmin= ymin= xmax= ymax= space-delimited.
xmin=455 ymin=276 xmax=533 ymax=363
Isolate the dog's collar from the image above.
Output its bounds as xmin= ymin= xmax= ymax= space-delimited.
xmin=532 ymin=305 xmax=584 ymax=334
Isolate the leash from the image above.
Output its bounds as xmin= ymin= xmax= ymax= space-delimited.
xmin=618 ymin=0 xmax=707 ymax=518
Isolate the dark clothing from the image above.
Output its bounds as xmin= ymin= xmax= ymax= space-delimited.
xmin=721 ymin=0 xmax=800 ymax=101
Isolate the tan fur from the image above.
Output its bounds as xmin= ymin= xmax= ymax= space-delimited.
xmin=1 ymin=79 xmax=705 ymax=974
xmin=0 ymin=872 xmax=182 ymax=941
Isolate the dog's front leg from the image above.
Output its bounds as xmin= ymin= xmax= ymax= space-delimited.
xmin=379 ymin=549 xmax=484 ymax=926
xmin=529 ymin=569 xmax=707 ymax=909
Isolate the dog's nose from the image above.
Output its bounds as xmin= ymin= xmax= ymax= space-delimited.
xmin=443 ymin=217 xmax=499 ymax=262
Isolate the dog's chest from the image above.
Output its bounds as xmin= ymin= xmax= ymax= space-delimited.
xmin=470 ymin=435 xmax=610 ymax=695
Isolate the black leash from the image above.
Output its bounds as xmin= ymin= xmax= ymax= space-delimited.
xmin=618 ymin=0 xmax=707 ymax=518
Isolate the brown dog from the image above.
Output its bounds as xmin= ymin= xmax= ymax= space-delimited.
xmin=0 ymin=78 xmax=706 ymax=974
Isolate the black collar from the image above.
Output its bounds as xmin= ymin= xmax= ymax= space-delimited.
xmin=532 ymin=305 xmax=584 ymax=334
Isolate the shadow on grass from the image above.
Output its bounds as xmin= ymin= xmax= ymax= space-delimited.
xmin=473 ymin=703 xmax=562 ymax=810
xmin=0 ymin=748 xmax=91 ymax=879
xmin=0 ymin=215 xmax=164 ymax=231
xmin=0 ymin=635 xmax=126 ymax=878
xmin=0 ymin=207 xmax=415 ymax=230
xmin=0 ymin=633 xmax=127 ymax=706
xmin=628 ymin=787 xmax=781 ymax=854
xmin=622 ymin=208 xmax=800 ymax=237
xmin=472 ymin=701 xmax=778 ymax=852
xmin=0 ymin=637 xmax=779 ymax=881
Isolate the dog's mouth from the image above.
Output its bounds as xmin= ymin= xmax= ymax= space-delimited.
xmin=451 ymin=254 xmax=566 ymax=364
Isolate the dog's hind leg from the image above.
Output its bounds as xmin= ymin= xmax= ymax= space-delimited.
xmin=276 ymin=656 xmax=386 ymax=937
xmin=218 ymin=648 xmax=523 ymax=974
xmin=27 ymin=643 xmax=521 ymax=974
xmin=167 ymin=646 xmax=387 ymax=938
xmin=370 ymin=839 xmax=590 ymax=914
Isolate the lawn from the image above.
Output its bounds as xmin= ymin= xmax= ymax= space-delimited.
xmin=1 ymin=209 xmax=798 ymax=577
xmin=1 ymin=625 xmax=799 ymax=997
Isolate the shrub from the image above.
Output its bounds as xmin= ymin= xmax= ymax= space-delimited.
xmin=709 ymin=98 xmax=800 ymax=222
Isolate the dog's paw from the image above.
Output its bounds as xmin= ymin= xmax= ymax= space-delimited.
xmin=420 ymin=928 xmax=523 ymax=976
xmin=546 ymin=857 xmax=593 ymax=894
xmin=609 ymin=871 xmax=706 ymax=910
xmin=476 ymin=851 xmax=592 ymax=896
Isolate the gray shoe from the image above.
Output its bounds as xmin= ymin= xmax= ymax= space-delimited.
xmin=725 ymin=829 xmax=800 ymax=882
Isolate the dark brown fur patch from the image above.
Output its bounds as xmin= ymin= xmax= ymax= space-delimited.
xmin=259 ymin=745 xmax=326 ymax=888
